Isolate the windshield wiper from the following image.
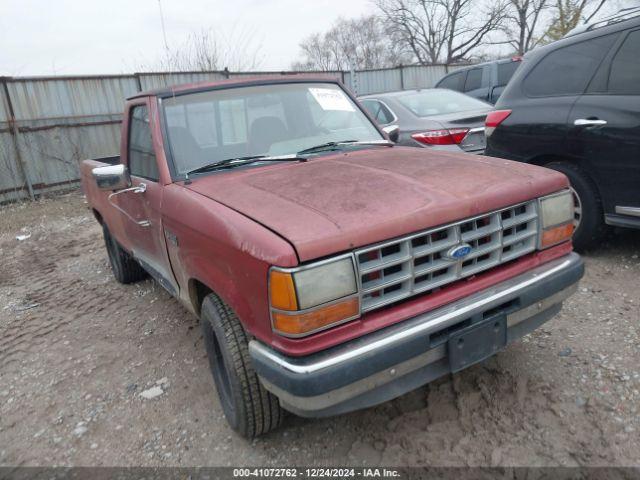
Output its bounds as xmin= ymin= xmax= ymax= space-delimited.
xmin=184 ymin=154 xmax=306 ymax=177
xmin=296 ymin=139 xmax=394 ymax=156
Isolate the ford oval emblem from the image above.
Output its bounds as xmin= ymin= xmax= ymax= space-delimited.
xmin=447 ymin=244 xmax=472 ymax=260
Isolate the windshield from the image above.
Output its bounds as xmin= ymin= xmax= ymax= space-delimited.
xmin=398 ymin=89 xmax=490 ymax=117
xmin=162 ymin=82 xmax=383 ymax=174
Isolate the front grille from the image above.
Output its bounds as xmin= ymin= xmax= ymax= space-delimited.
xmin=356 ymin=200 xmax=539 ymax=313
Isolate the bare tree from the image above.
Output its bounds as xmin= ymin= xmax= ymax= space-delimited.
xmin=501 ymin=0 xmax=550 ymax=55
xmin=293 ymin=33 xmax=340 ymax=71
xmin=151 ymin=27 xmax=263 ymax=72
xmin=544 ymin=0 xmax=608 ymax=41
xmin=376 ymin=0 xmax=507 ymax=64
xmin=293 ymin=15 xmax=410 ymax=71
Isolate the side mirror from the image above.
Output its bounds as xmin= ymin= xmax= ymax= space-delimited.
xmin=382 ymin=124 xmax=400 ymax=143
xmin=92 ymin=164 xmax=131 ymax=191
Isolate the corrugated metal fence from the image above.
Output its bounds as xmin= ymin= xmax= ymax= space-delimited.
xmin=0 ymin=64 xmax=466 ymax=202
xmin=343 ymin=64 xmax=467 ymax=95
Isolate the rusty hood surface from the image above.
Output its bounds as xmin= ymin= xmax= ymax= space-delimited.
xmin=185 ymin=147 xmax=568 ymax=262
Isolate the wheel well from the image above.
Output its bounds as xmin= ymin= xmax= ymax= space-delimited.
xmin=529 ymin=154 xmax=606 ymax=205
xmin=188 ymin=279 xmax=213 ymax=316
xmin=528 ymin=154 xmax=595 ymax=183
xmin=527 ymin=154 xmax=571 ymax=168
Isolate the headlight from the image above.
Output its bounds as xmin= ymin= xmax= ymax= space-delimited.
xmin=269 ymin=256 xmax=359 ymax=337
xmin=538 ymin=190 xmax=574 ymax=248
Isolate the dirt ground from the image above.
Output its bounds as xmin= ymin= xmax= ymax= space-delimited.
xmin=0 ymin=191 xmax=639 ymax=467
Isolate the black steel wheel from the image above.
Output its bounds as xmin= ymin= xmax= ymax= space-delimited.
xmin=200 ymin=293 xmax=284 ymax=438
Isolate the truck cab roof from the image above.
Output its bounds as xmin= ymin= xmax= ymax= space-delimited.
xmin=127 ymin=75 xmax=340 ymax=100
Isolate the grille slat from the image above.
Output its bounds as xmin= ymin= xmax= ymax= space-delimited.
xmin=356 ymin=200 xmax=539 ymax=313
xmin=414 ymin=274 xmax=457 ymax=293
xmin=502 ymin=229 xmax=537 ymax=246
xmin=502 ymin=211 xmax=537 ymax=229
xmin=414 ymin=258 xmax=455 ymax=276
xmin=463 ymin=243 xmax=502 ymax=260
xmin=461 ymin=226 xmax=502 ymax=242
xmin=359 ymin=255 xmax=412 ymax=275
xmin=362 ymin=272 xmax=413 ymax=294
xmin=412 ymin=239 xmax=458 ymax=258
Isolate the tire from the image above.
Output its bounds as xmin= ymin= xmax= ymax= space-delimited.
xmin=102 ymin=224 xmax=147 ymax=284
xmin=200 ymin=293 xmax=284 ymax=438
xmin=546 ymin=162 xmax=606 ymax=252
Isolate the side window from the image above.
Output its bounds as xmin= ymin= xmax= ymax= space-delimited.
xmin=128 ymin=105 xmax=159 ymax=181
xmin=361 ymin=100 xmax=395 ymax=125
xmin=438 ymin=72 xmax=465 ymax=91
xmin=497 ymin=61 xmax=520 ymax=86
xmin=464 ymin=68 xmax=483 ymax=92
xmin=608 ymin=30 xmax=640 ymax=95
xmin=524 ymin=33 xmax=617 ymax=97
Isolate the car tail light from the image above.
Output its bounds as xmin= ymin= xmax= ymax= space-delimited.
xmin=411 ymin=128 xmax=469 ymax=145
xmin=485 ymin=110 xmax=512 ymax=137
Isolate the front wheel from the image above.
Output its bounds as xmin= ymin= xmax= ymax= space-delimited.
xmin=200 ymin=293 xmax=284 ymax=438
xmin=546 ymin=162 xmax=606 ymax=252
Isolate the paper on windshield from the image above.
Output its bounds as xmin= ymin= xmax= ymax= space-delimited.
xmin=309 ymin=88 xmax=354 ymax=111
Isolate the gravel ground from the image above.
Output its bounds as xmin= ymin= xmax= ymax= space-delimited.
xmin=0 ymin=191 xmax=639 ymax=467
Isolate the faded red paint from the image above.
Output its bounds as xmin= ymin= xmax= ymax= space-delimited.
xmin=81 ymin=78 xmax=574 ymax=357
xmin=127 ymin=74 xmax=340 ymax=101
xmin=187 ymin=146 xmax=568 ymax=261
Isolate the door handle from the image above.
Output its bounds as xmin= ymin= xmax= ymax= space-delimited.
xmin=574 ymin=118 xmax=607 ymax=126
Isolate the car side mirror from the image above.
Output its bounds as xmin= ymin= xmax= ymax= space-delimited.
xmin=382 ymin=124 xmax=400 ymax=143
xmin=92 ymin=164 xmax=132 ymax=191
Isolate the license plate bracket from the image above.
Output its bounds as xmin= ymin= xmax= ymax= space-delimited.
xmin=448 ymin=316 xmax=507 ymax=373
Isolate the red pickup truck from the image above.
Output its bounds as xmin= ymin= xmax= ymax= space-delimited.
xmin=80 ymin=77 xmax=584 ymax=438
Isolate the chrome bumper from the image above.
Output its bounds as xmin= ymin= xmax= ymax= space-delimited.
xmin=249 ymin=252 xmax=584 ymax=417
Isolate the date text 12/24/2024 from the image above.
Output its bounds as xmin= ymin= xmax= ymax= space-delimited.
xmin=233 ymin=468 xmax=401 ymax=478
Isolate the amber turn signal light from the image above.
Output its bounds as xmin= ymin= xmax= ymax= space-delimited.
xmin=269 ymin=270 xmax=298 ymax=311
xmin=541 ymin=223 xmax=574 ymax=248
xmin=272 ymin=297 xmax=359 ymax=336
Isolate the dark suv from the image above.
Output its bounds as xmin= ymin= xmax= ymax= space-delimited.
xmin=485 ymin=9 xmax=640 ymax=250
xmin=435 ymin=58 xmax=522 ymax=104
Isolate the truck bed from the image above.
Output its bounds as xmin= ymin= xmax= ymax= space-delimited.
xmin=79 ymin=155 xmax=131 ymax=250
xmin=94 ymin=155 xmax=120 ymax=166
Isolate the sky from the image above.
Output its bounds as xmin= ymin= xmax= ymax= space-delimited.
xmin=0 ymin=0 xmax=371 ymax=76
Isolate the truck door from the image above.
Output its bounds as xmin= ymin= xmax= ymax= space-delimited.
xmin=568 ymin=28 xmax=640 ymax=226
xmin=121 ymin=101 xmax=178 ymax=295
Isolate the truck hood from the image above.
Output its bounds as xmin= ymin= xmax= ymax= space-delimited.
xmin=185 ymin=147 xmax=567 ymax=262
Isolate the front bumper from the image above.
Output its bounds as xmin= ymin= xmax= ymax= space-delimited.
xmin=249 ymin=252 xmax=584 ymax=417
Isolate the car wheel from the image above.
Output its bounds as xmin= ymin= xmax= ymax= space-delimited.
xmin=569 ymin=185 xmax=582 ymax=231
xmin=200 ymin=293 xmax=284 ymax=438
xmin=546 ymin=162 xmax=606 ymax=252
xmin=102 ymin=224 xmax=147 ymax=284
